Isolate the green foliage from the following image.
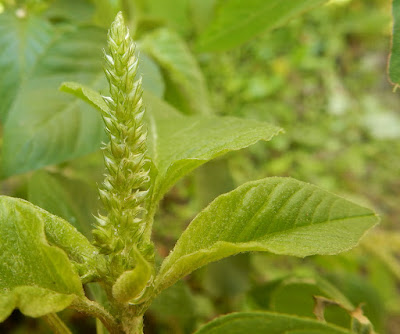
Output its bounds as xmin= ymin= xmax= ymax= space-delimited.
xmin=141 ymin=27 xmax=211 ymax=115
xmin=0 ymin=196 xmax=84 ymax=321
xmin=0 ymin=1 xmax=394 ymax=333
xmin=155 ymin=177 xmax=378 ymax=292
xmin=194 ymin=312 xmax=353 ymax=334
xmin=196 ymin=0 xmax=327 ymax=52
xmin=389 ymin=0 xmax=400 ymax=86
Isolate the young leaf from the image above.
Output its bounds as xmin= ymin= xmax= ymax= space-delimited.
xmin=0 ymin=196 xmax=85 ymax=321
xmin=0 ymin=11 xmax=54 ymax=121
xmin=140 ymin=28 xmax=211 ymax=115
xmin=389 ymin=0 xmax=400 ymax=87
xmin=155 ymin=177 xmax=378 ymax=292
xmin=196 ymin=0 xmax=327 ymax=52
xmin=194 ymin=312 xmax=352 ymax=334
xmin=148 ymin=116 xmax=282 ymax=204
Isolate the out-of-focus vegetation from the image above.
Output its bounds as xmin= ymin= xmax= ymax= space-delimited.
xmin=0 ymin=0 xmax=399 ymax=333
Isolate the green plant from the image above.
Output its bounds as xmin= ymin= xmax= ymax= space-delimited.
xmin=0 ymin=9 xmax=382 ymax=334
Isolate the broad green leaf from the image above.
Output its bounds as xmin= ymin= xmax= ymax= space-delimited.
xmin=1 ymin=24 xmax=163 ymax=178
xmin=196 ymin=0 xmax=327 ymax=52
xmin=0 ymin=11 xmax=54 ymax=121
xmin=0 ymin=196 xmax=84 ymax=321
xmin=59 ymin=82 xmax=280 ymax=206
xmin=28 ymin=170 xmax=100 ymax=240
xmin=389 ymin=0 xmax=400 ymax=86
xmin=140 ymin=28 xmax=211 ymax=115
xmin=194 ymin=312 xmax=352 ymax=334
xmin=155 ymin=177 xmax=378 ymax=291
xmin=1 ymin=26 xmax=107 ymax=178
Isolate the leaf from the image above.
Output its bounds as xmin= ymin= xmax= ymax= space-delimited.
xmin=0 ymin=11 xmax=54 ymax=121
xmin=389 ymin=0 xmax=400 ymax=86
xmin=1 ymin=24 xmax=164 ymax=178
xmin=194 ymin=312 xmax=352 ymax=334
xmin=246 ymin=275 xmax=354 ymax=329
xmin=148 ymin=115 xmax=282 ymax=203
xmin=155 ymin=177 xmax=378 ymax=292
xmin=196 ymin=0 xmax=327 ymax=52
xmin=140 ymin=28 xmax=211 ymax=115
xmin=28 ymin=170 xmax=100 ymax=240
xmin=1 ymin=26 xmax=107 ymax=178
xmin=0 ymin=195 xmax=85 ymax=321
xmin=59 ymin=82 xmax=281 ymax=206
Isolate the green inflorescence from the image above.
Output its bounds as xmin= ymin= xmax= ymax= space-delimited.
xmin=92 ymin=12 xmax=153 ymax=275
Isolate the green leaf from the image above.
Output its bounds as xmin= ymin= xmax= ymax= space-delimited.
xmin=28 ymin=170 xmax=100 ymax=240
xmin=140 ymin=28 xmax=211 ymax=115
xmin=148 ymin=115 xmax=282 ymax=204
xmin=196 ymin=0 xmax=327 ymax=52
xmin=194 ymin=312 xmax=352 ymax=334
xmin=59 ymin=82 xmax=280 ymax=206
xmin=389 ymin=0 xmax=400 ymax=86
xmin=0 ymin=11 xmax=54 ymax=121
xmin=1 ymin=23 xmax=164 ymax=178
xmin=0 ymin=195 xmax=85 ymax=321
xmin=1 ymin=26 xmax=107 ymax=178
xmin=246 ymin=275 xmax=354 ymax=329
xmin=155 ymin=177 xmax=378 ymax=292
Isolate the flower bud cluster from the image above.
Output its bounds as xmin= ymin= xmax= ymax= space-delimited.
xmin=92 ymin=13 xmax=152 ymax=268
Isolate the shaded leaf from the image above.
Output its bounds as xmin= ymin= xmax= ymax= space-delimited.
xmin=0 ymin=196 xmax=85 ymax=321
xmin=196 ymin=0 xmax=327 ymax=52
xmin=194 ymin=311 xmax=352 ymax=334
xmin=1 ymin=26 xmax=107 ymax=178
xmin=28 ymin=170 xmax=100 ymax=240
xmin=156 ymin=177 xmax=378 ymax=291
xmin=140 ymin=28 xmax=211 ymax=115
xmin=0 ymin=11 xmax=54 ymax=121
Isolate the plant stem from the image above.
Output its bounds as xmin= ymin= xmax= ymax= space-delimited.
xmin=42 ymin=313 xmax=72 ymax=334
xmin=71 ymin=297 xmax=122 ymax=334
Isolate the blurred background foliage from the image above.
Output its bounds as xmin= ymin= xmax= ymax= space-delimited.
xmin=0 ymin=0 xmax=399 ymax=333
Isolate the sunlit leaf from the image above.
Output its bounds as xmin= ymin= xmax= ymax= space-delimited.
xmin=156 ymin=177 xmax=378 ymax=291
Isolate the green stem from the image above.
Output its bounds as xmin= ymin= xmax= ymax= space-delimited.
xmin=42 ymin=313 xmax=72 ymax=334
xmin=71 ymin=297 xmax=122 ymax=334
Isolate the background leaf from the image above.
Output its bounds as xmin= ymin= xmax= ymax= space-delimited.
xmin=194 ymin=311 xmax=352 ymax=334
xmin=140 ymin=28 xmax=211 ymax=115
xmin=0 ymin=11 xmax=54 ymax=121
xmin=196 ymin=0 xmax=327 ymax=52
xmin=1 ymin=26 xmax=107 ymax=178
xmin=0 ymin=196 xmax=84 ymax=321
xmin=156 ymin=177 xmax=378 ymax=291
xmin=28 ymin=170 xmax=99 ymax=240
xmin=389 ymin=0 xmax=400 ymax=86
